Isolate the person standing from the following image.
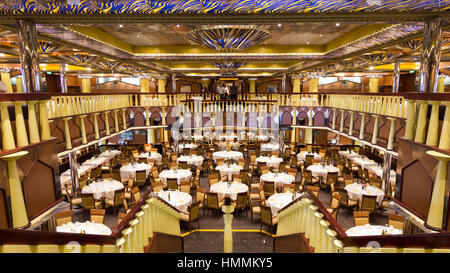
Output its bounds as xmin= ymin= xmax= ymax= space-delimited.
xmin=230 ymin=82 xmax=238 ymax=100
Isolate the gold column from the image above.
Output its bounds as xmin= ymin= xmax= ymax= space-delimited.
xmin=113 ymin=109 xmax=120 ymax=133
xmin=437 ymin=76 xmax=445 ymax=93
xmin=27 ymin=101 xmax=40 ymax=144
xmin=0 ymin=151 xmax=29 ymax=228
xmin=425 ymin=101 xmax=441 ymax=147
xmin=62 ymin=117 xmax=72 ymax=150
xmin=369 ymin=77 xmax=379 ymax=93
xmin=348 ymin=111 xmax=355 ymax=136
xmin=79 ymin=115 xmax=88 ymax=144
xmin=161 ymin=107 xmax=168 ymax=143
xmin=306 ymin=107 xmax=313 ymax=152
xmin=222 ymin=202 xmax=234 ymax=253
xmin=122 ymin=108 xmax=127 ymax=130
xmin=404 ymin=99 xmax=416 ymax=140
xmin=104 ymin=111 xmax=111 ymax=136
xmin=16 ymin=76 xmax=23 ymax=93
xmin=157 ymin=77 xmax=166 ymax=93
xmin=309 ymin=78 xmax=319 ymax=93
xmin=93 ymin=113 xmax=100 ymax=140
xmin=149 ymin=128 xmax=155 ymax=144
xmin=140 ymin=78 xmax=149 ymax=93
xmin=291 ymin=108 xmax=297 ymax=143
xmin=145 ymin=106 xmax=150 ymax=126
xmin=371 ymin=115 xmax=379 ymax=145
xmin=0 ymin=102 xmax=16 ymax=150
xmin=1 ymin=71 xmax=13 ymax=93
xmin=81 ymin=78 xmax=91 ymax=93
xmin=292 ymin=77 xmax=300 ymax=93
xmin=13 ymin=101 xmax=29 ymax=147
xmin=387 ymin=117 xmax=396 ymax=150
xmin=38 ymin=100 xmax=51 ymax=141
xmin=425 ymin=151 xmax=450 ymax=229
xmin=339 ymin=110 xmax=345 ymax=132
xmin=249 ymin=78 xmax=256 ymax=93
xmin=414 ymin=101 xmax=428 ymax=143
xmin=438 ymin=102 xmax=450 ymax=150
xmin=359 ymin=113 xmax=366 ymax=140
xmin=331 ymin=109 xmax=337 ymax=130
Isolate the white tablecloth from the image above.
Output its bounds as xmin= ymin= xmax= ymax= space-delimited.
xmin=216 ymin=164 xmax=243 ymax=181
xmin=257 ymin=135 xmax=270 ymax=142
xmin=98 ymin=150 xmax=122 ymax=160
xmin=365 ymin=165 xmax=396 ymax=183
xmin=192 ymin=135 xmax=204 ymax=141
xmin=157 ymin=190 xmax=192 ymax=212
xmin=351 ymin=157 xmax=378 ymax=168
xmin=218 ymin=135 xmax=238 ymax=141
xmin=217 ymin=142 xmax=241 ymax=151
xmin=119 ymin=163 xmax=152 ymax=180
xmin=267 ymin=192 xmax=299 ymax=215
xmin=138 ymin=152 xmax=162 ymax=162
xmin=159 ymin=169 xmax=192 ymax=186
xmin=307 ymin=164 xmax=340 ymax=180
xmin=345 ymin=224 xmax=402 ymax=236
xmin=178 ymin=143 xmax=198 ymax=150
xmin=345 ymin=183 xmax=385 ymax=205
xmin=81 ymin=179 xmax=124 ymax=200
xmin=261 ymin=143 xmax=280 ymax=152
xmin=297 ymin=152 xmax=321 ymax=162
xmin=338 ymin=150 xmax=360 ymax=159
xmin=177 ymin=155 xmax=204 ymax=167
xmin=256 ymin=156 xmax=283 ymax=168
xmin=60 ymin=165 xmax=93 ymax=186
xmin=212 ymin=151 xmax=244 ymax=162
xmin=81 ymin=157 xmax=109 ymax=167
xmin=57 ymin=221 xmax=112 ymax=235
xmin=210 ymin=182 xmax=248 ymax=201
xmin=260 ymin=172 xmax=295 ymax=188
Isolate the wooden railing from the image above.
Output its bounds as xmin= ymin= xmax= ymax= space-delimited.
xmin=275 ymin=191 xmax=450 ymax=253
xmin=0 ymin=192 xmax=182 ymax=253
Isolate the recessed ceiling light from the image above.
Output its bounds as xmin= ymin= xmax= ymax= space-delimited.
xmin=277 ymin=23 xmax=282 ymax=27
xmin=176 ymin=24 xmax=180 ymax=27
xmin=319 ymin=34 xmax=323 ymax=37
xmin=87 ymin=67 xmax=91 ymax=71
xmin=369 ymin=66 xmax=374 ymax=70
xmin=119 ymin=24 xmax=123 ymax=28
xmin=336 ymin=23 xmax=340 ymax=26
xmin=0 ymin=53 xmax=4 ymax=57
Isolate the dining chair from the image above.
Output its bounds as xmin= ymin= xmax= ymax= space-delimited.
xmin=325 ymin=192 xmax=341 ymax=220
xmin=249 ymin=197 xmax=261 ymax=223
xmin=360 ymin=194 xmax=378 ymax=215
xmin=260 ymin=205 xmax=278 ymax=235
xmin=206 ymin=192 xmax=224 ymax=216
xmin=388 ymin=214 xmax=404 ymax=230
xmin=179 ymin=181 xmax=191 ymax=194
xmin=81 ymin=193 xmax=103 ymax=213
xmin=167 ymin=178 xmax=179 ymax=190
xmin=105 ymin=189 xmax=125 ymax=216
xmin=180 ymin=201 xmax=201 ymax=234
xmin=54 ymin=210 xmax=73 ymax=226
xmin=134 ymin=170 xmax=147 ymax=187
xmin=282 ymin=184 xmax=295 ymax=193
xmin=335 ymin=187 xmax=358 ymax=214
xmin=232 ymin=192 xmax=248 ymax=216
xmin=304 ymin=169 xmax=320 ymax=187
xmin=306 ymin=185 xmax=320 ymax=198
xmin=196 ymin=186 xmax=207 ymax=217
xmin=353 ymin=211 xmax=370 ymax=226
xmin=90 ymin=209 xmax=106 ymax=224
xmin=102 ymin=173 xmax=114 ymax=180
xmin=263 ymin=181 xmax=275 ymax=198
xmin=152 ymin=181 xmax=164 ymax=193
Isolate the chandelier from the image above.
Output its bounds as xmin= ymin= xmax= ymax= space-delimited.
xmin=186 ymin=25 xmax=271 ymax=52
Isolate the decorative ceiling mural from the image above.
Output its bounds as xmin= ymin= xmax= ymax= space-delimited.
xmin=57 ymin=52 xmax=97 ymax=65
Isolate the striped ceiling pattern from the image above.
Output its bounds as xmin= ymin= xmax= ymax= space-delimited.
xmin=0 ymin=0 xmax=448 ymax=15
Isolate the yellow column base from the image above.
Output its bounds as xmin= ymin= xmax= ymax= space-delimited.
xmin=0 ymin=101 xmax=16 ymax=150
xmin=63 ymin=117 xmax=73 ymax=150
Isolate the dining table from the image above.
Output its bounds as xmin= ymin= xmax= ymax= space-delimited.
xmin=260 ymin=143 xmax=280 ymax=152
xmin=210 ymin=181 xmax=249 ymax=201
xmin=307 ymin=164 xmax=340 ymax=181
xmin=297 ymin=152 xmax=321 ymax=162
xmin=345 ymin=224 xmax=402 ymax=236
xmin=267 ymin=192 xmax=301 ymax=215
xmin=56 ymin=221 xmax=112 ymax=235
xmin=119 ymin=162 xmax=152 ymax=180
xmin=212 ymin=151 xmax=244 ymax=163
xmin=158 ymin=169 xmax=192 ymax=187
xmin=98 ymin=149 xmax=122 ymax=160
xmin=138 ymin=151 xmax=162 ymax=163
xmin=260 ymin=171 xmax=295 ymax=188
xmin=81 ymin=179 xmax=124 ymax=200
xmin=345 ymin=183 xmax=385 ymax=205
xmin=177 ymin=155 xmax=204 ymax=168
xmin=255 ymin=156 xmax=283 ymax=168
xmin=216 ymin=163 xmax=243 ymax=181
xmin=156 ymin=190 xmax=192 ymax=212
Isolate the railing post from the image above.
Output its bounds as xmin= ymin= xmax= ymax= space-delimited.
xmin=438 ymin=102 xmax=450 ymax=150
xmin=425 ymin=101 xmax=441 ymax=147
xmin=13 ymin=101 xmax=29 ymax=147
xmin=79 ymin=115 xmax=88 ymax=144
xmin=93 ymin=113 xmax=100 ymax=140
xmin=38 ymin=100 xmax=51 ymax=141
xmin=371 ymin=115 xmax=380 ymax=145
xmin=0 ymin=102 xmax=16 ymax=150
xmin=414 ymin=100 xmax=428 ymax=143
xmin=62 ymin=117 xmax=72 ymax=150
xmin=404 ymin=99 xmax=416 ymax=140
xmin=27 ymin=101 xmax=40 ymax=144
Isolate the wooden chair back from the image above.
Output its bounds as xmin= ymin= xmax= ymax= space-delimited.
xmin=167 ymin=178 xmax=179 ymax=190
xmin=353 ymin=211 xmax=370 ymax=226
xmin=90 ymin=209 xmax=106 ymax=224
xmin=55 ymin=210 xmax=73 ymax=226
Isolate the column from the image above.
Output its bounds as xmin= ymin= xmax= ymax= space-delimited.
xmin=157 ymin=75 xmax=166 ymax=93
xmin=386 ymin=117 xmax=396 ymax=150
xmin=113 ymin=109 xmax=120 ymax=133
xmin=309 ymin=77 xmax=319 ymax=93
xmin=0 ymin=69 xmax=13 ymax=93
xmin=291 ymin=108 xmax=297 ymax=143
xmin=331 ymin=109 xmax=337 ymax=130
xmin=438 ymin=102 xmax=450 ymax=150
xmin=248 ymin=78 xmax=256 ymax=93
xmin=17 ymin=19 xmax=41 ymax=93
xmin=371 ymin=115 xmax=380 ymax=145
xmin=122 ymin=108 xmax=127 ymax=130
xmin=292 ymin=75 xmax=301 ymax=93
xmin=140 ymin=77 xmax=149 ymax=93
xmin=0 ymin=102 xmax=16 ymax=150
xmin=0 ymin=151 xmax=29 ymax=228
xmin=16 ymin=76 xmax=23 ymax=93
xmin=404 ymin=99 xmax=416 ymax=140
xmin=418 ymin=17 xmax=444 ymax=93
xmin=222 ymin=199 xmax=234 ymax=253
xmin=425 ymin=101 xmax=441 ymax=147
xmin=93 ymin=113 xmax=100 ymax=140
xmin=369 ymin=77 xmax=379 ymax=93
xmin=145 ymin=106 xmax=150 ymax=126
xmin=38 ymin=100 xmax=51 ymax=140
xmin=27 ymin=101 xmax=40 ymax=144
xmin=13 ymin=101 xmax=29 ymax=147
xmin=62 ymin=117 xmax=72 ymax=150
xmin=60 ymin=63 xmax=67 ymax=93
xmin=148 ymin=128 xmax=155 ymax=144
xmin=381 ymin=153 xmax=393 ymax=195
xmin=359 ymin=113 xmax=366 ymax=140
xmin=437 ymin=75 xmax=446 ymax=93
xmin=414 ymin=100 xmax=428 ymax=143
xmin=104 ymin=111 xmax=111 ymax=135
xmin=392 ymin=60 xmax=400 ymax=93
xmin=348 ymin=111 xmax=355 ymax=136
xmin=79 ymin=115 xmax=88 ymax=144
xmin=161 ymin=107 xmax=168 ymax=143
xmin=425 ymin=151 xmax=450 ymax=229
xmin=81 ymin=76 xmax=91 ymax=93
xmin=306 ymin=107 xmax=314 ymax=152
xmin=339 ymin=110 xmax=345 ymax=132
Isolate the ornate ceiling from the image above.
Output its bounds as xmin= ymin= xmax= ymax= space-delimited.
xmin=0 ymin=0 xmax=449 ymax=77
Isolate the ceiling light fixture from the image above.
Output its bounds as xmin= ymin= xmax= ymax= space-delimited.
xmin=177 ymin=24 xmax=180 ymax=27
xmin=119 ymin=24 xmax=123 ymax=28
xmin=369 ymin=66 xmax=374 ymax=70
xmin=336 ymin=23 xmax=340 ymax=26
xmin=277 ymin=23 xmax=282 ymax=27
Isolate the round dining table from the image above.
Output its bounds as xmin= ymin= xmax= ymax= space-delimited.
xmin=307 ymin=164 xmax=340 ymax=180
xmin=81 ymin=179 xmax=124 ymax=200
xmin=260 ymin=143 xmax=280 ymax=152
xmin=158 ymin=169 xmax=192 ymax=187
xmin=156 ymin=190 xmax=192 ymax=212
xmin=212 ymin=151 xmax=244 ymax=163
xmin=351 ymin=157 xmax=378 ymax=168
xmin=345 ymin=183 xmax=385 ymax=205
xmin=98 ymin=150 xmax=122 ymax=160
xmin=81 ymin=156 xmax=109 ymax=168
xmin=260 ymin=172 xmax=295 ymax=188
xmin=119 ymin=163 xmax=152 ymax=180
xmin=138 ymin=151 xmax=162 ymax=162
xmin=177 ymin=155 xmax=204 ymax=167
xmin=256 ymin=156 xmax=283 ymax=168
xmin=338 ymin=150 xmax=360 ymax=159
xmin=216 ymin=163 xmax=243 ymax=181
xmin=56 ymin=221 xmax=112 ymax=235
xmin=217 ymin=142 xmax=241 ymax=151
xmin=178 ymin=143 xmax=198 ymax=151
xmin=345 ymin=224 xmax=402 ymax=236
xmin=297 ymin=152 xmax=321 ymax=162
xmin=267 ymin=192 xmax=300 ymax=215
xmin=210 ymin=181 xmax=249 ymax=201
